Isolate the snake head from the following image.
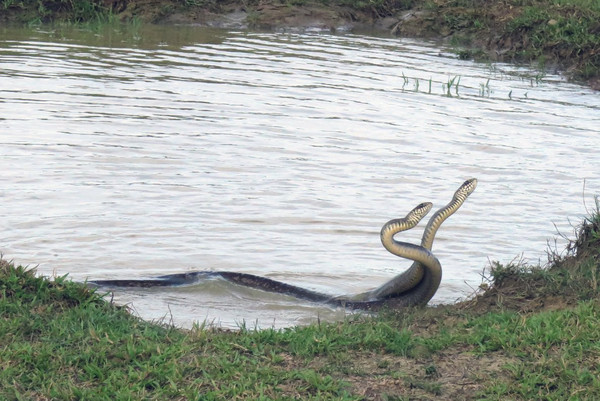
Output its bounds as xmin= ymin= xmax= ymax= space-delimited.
xmin=406 ymin=202 xmax=433 ymax=225
xmin=454 ymin=178 xmax=478 ymax=199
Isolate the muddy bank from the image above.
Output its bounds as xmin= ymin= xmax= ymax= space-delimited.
xmin=1 ymin=0 xmax=599 ymax=87
xmin=164 ymin=0 xmax=599 ymax=86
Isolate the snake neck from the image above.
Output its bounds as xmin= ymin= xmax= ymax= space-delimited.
xmin=420 ymin=191 xmax=471 ymax=249
xmin=380 ymin=235 xmax=440 ymax=273
xmin=364 ymin=235 xmax=442 ymax=307
xmin=422 ymin=178 xmax=477 ymax=249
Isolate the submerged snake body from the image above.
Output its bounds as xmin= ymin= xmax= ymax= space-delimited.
xmin=89 ymin=179 xmax=477 ymax=310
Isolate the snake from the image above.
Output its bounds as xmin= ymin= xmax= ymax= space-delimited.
xmin=359 ymin=177 xmax=478 ymax=300
xmin=88 ymin=179 xmax=477 ymax=310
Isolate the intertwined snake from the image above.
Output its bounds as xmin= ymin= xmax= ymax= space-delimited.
xmin=89 ymin=178 xmax=477 ymax=310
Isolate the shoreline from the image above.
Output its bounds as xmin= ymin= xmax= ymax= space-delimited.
xmin=2 ymin=207 xmax=600 ymax=399
xmin=1 ymin=0 xmax=599 ymax=89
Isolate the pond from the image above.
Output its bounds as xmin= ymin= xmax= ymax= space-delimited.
xmin=1 ymin=24 xmax=599 ymax=329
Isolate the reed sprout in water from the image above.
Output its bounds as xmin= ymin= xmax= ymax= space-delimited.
xmin=479 ymin=78 xmax=491 ymax=97
xmin=444 ymin=75 xmax=461 ymax=97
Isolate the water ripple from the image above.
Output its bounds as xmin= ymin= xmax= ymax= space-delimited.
xmin=1 ymin=26 xmax=599 ymax=328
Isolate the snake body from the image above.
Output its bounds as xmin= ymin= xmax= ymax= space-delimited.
xmin=89 ymin=179 xmax=477 ymax=310
xmin=362 ymin=178 xmax=478 ymax=300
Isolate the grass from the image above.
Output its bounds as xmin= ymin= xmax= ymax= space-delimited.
xmin=467 ymin=302 xmax=600 ymax=399
xmin=1 ymin=0 xmax=113 ymax=24
xmin=2 ymin=201 xmax=600 ymax=399
xmin=507 ymin=4 xmax=600 ymax=77
xmin=421 ymin=0 xmax=600 ymax=80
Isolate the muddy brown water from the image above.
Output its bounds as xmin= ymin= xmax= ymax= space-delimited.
xmin=1 ymin=25 xmax=599 ymax=328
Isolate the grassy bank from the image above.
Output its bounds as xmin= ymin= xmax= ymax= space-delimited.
xmin=2 ymin=204 xmax=600 ymax=400
xmin=1 ymin=0 xmax=599 ymax=85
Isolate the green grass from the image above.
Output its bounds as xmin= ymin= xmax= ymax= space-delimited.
xmin=424 ymin=0 xmax=600 ymax=79
xmin=324 ymin=0 xmax=599 ymax=80
xmin=553 ymin=0 xmax=600 ymax=12
xmin=465 ymin=302 xmax=600 ymax=399
xmin=2 ymin=204 xmax=600 ymax=399
xmin=0 ymin=260 xmax=358 ymax=399
xmin=2 ymin=0 xmax=112 ymax=24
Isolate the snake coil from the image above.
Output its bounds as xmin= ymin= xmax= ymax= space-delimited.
xmin=89 ymin=178 xmax=477 ymax=310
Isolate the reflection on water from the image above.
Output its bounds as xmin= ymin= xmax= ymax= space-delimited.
xmin=1 ymin=25 xmax=599 ymax=328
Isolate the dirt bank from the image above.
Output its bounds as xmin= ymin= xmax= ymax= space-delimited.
xmin=114 ymin=0 xmax=600 ymax=88
xmin=1 ymin=0 xmax=599 ymax=88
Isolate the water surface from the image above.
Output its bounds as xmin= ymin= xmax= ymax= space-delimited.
xmin=1 ymin=25 xmax=599 ymax=328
